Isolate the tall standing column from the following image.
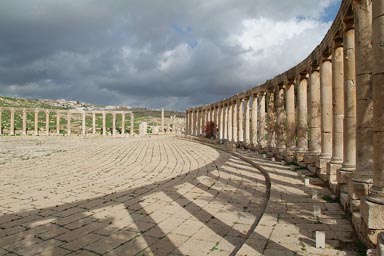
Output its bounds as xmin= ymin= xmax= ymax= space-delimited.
xmin=112 ymin=113 xmax=116 ymax=136
xmin=102 ymin=112 xmax=106 ymax=136
xmin=317 ymin=54 xmax=333 ymax=179
xmin=218 ymin=106 xmax=223 ymax=140
xmin=258 ymin=92 xmax=266 ymax=151
xmin=276 ymin=85 xmax=286 ymax=155
xmin=10 ymin=108 xmax=15 ymax=136
xmin=266 ymin=89 xmax=275 ymax=153
xmin=56 ymin=112 xmax=61 ymax=135
xmin=285 ymin=81 xmax=296 ymax=158
xmin=0 ymin=109 xmax=2 ymax=135
xmin=228 ymin=103 xmax=233 ymax=142
xmin=224 ymin=104 xmax=228 ymax=140
xmin=244 ymin=97 xmax=250 ymax=145
xmin=67 ymin=111 xmax=71 ymax=136
xmin=130 ymin=112 xmax=134 ymax=136
xmin=45 ymin=110 xmax=50 ymax=136
xmin=193 ymin=110 xmax=197 ymax=136
xmin=306 ymin=65 xmax=321 ymax=165
xmin=215 ymin=106 xmax=219 ymax=138
xmin=328 ymin=36 xmax=344 ymax=191
xmin=202 ymin=108 xmax=206 ymax=136
xmin=92 ymin=112 xmax=96 ymax=135
xmin=22 ymin=109 xmax=27 ymax=135
xmin=351 ymin=0 xmax=373 ymax=211
xmin=251 ymin=94 xmax=258 ymax=147
xmin=295 ymin=73 xmax=308 ymax=162
xmin=122 ymin=113 xmax=126 ymax=135
xmin=361 ymin=0 xmax=384 ymax=245
xmin=82 ymin=112 xmax=86 ymax=136
xmin=196 ymin=110 xmax=201 ymax=136
xmin=161 ymin=108 xmax=165 ymax=132
xmin=238 ymin=99 xmax=244 ymax=143
xmin=232 ymin=100 xmax=238 ymax=143
xmin=34 ymin=109 xmax=39 ymax=136
xmin=339 ymin=18 xmax=356 ymax=210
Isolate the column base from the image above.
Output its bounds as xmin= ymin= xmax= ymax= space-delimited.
xmin=284 ymin=148 xmax=295 ymax=162
xmin=294 ymin=150 xmax=306 ymax=163
xmin=358 ymin=197 xmax=384 ymax=246
xmin=304 ymin=152 xmax=318 ymax=166
xmin=316 ymin=156 xmax=331 ymax=182
xmin=226 ymin=142 xmax=237 ymax=152
xmin=348 ymin=179 xmax=372 ymax=213
xmin=327 ymin=162 xmax=342 ymax=194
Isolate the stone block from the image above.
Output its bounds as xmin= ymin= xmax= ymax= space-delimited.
xmin=294 ymin=152 xmax=305 ymax=162
xmin=305 ymin=153 xmax=316 ymax=165
xmin=340 ymin=193 xmax=349 ymax=211
xmin=361 ymin=197 xmax=384 ymax=230
xmin=378 ymin=232 xmax=384 ymax=256
xmin=227 ymin=143 xmax=236 ymax=152
xmin=337 ymin=170 xmax=352 ymax=184
xmin=327 ymin=162 xmax=341 ymax=184
xmin=315 ymin=231 xmax=325 ymax=248
xmin=308 ymin=165 xmax=317 ymax=174
xmin=316 ymin=157 xmax=330 ymax=169
xmin=348 ymin=180 xmax=370 ymax=200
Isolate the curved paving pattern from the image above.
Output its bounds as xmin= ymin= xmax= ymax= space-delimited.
xmin=0 ymin=136 xmax=268 ymax=255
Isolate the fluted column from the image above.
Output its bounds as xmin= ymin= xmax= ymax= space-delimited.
xmin=45 ymin=110 xmax=50 ymax=136
xmin=219 ymin=106 xmax=224 ymax=140
xmin=112 ymin=113 xmax=116 ymax=136
xmin=306 ymin=65 xmax=321 ymax=165
xmin=56 ymin=112 xmax=61 ymax=135
xmin=258 ymin=92 xmax=266 ymax=150
xmin=351 ymin=0 xmax=373 ymax=210
xmin=244 ymin=97 xmax=250 ymax=144
xmin=67 ymin=111 xmax=71 ymax=136
xmin=22 ymin=109 xmax=27 ymax=135
xmin=10 ymin=108 xmax=15 ymax=136
xmin=102 ymin=112 xmax=106 ymax=136
xmin=328 ymin=36 xmax=344 ymax=190
xmin=228 ymin=103 xmax=233 ymax=142
xmin=296 ymin=74 xmax=308 ymax=161
xmin=232 ymin=100 xmax=238 ymax=143
xmin=130 ymin=112 xmax=134 ymax=136
xmin=317 ymin=54 xmax=333 ymax=178
xmin=121 ymin=113 xmax=126 ymax=135
xmin=34 ymin=109 xmax=39 ymax=136
xmin=238 ymin=98 xmax=244 ymax=142
xmin=276 ymin=85 xmax=286 ymax=154
xmin=224 ymin=104 xmax=228 ymax=140
xmin=285 ymin=81 xmax=296 ymax=158
xmin=82 ymin=112 xmax=86 ymax=135
xmin=250 ymin=94 xmax=258 ymax=147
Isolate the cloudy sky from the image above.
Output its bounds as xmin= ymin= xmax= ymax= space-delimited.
xmin=0 ymin=0 xmax=341 ymax=111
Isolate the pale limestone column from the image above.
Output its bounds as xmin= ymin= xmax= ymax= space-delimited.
xmin=112 ymin=112 xmax=116 ymax=136
xmin=92 ymin=112 xmax=96 ymax=135
xmin=196 ymin=110 xmax=200 ymax=136
xmin=228 ymin=103 xmax=233 ymax=142
xmin=82 ymin=112 xmax=86 ymax=135
xmin=67 ymin=111 xmax=71 ymax=136
xmin=251 ymin=94 xmax=258 ymax=147
xmin=328 ymin=37 xmax=345 ymax=188
xmin=296 ymin=74 xmax=308 ymax=159
xmin=22 ymin=109 xmax=27 ymax=135
xmin=45 ymin=110 xmax=50 ymax=136
xmin=102 ymin=112 xmax=106 ymax=136
xmin=202 ymin=108 xmax=206 ymax=135
xmin=238 ymin=98 xmax=244 ymax=142
xmin=258 ymin=92 xmax=266 ymax=150
xmin=130 ymin=112 xmax=134 ymax=136
xmin=193 ymin=110 xmax=197 ymax=136
xmin=266 ymin=90 xmax=275 ymax=152
xmin=0 ymin=109 xmax=2 ymax=135
xmin=223 ymin=104 xmax=228 ymax=140
xmin=10 ymin=108 xmax=15 ymax=136
xmin=276 ymin=85 xmax=286 ymax=153
xmin=244 ymin=97 xmax=250 ymax=144
xmin=161 ymin=108 xmax=164 ymax=132
xmin=232 ymin=100 xmax=238 ymax=143
xmin=56 ymin=112 xmax=61 ymax=135
xmin=367 ymin=0 xmax=384 ymax=204
xmin=317 ymin=55 xmax=333 ymax=177
xmin=34 ymin=109 xmax=39 ymax=136
xmin=286 ymin=81 xmax=296 ymax=157
xmin=306 ymin=65 xmax=321 ymax=164
xmin=219 ymin=105 xmax=224 ymax=140
xmin=215 ymin=107 xmax=219 ymax=133
xmin=121 ymin=113 xmax=125 ymax=135
xmin=351 ymin=0 xmax=374 ymax=208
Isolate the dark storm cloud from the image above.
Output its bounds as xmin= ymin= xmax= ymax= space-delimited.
xmin=0 ymin=0 xmax=340 ymax=110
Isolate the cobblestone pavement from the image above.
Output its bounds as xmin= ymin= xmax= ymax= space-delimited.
xmin=0 ymin=136 xmax=358 ymax=255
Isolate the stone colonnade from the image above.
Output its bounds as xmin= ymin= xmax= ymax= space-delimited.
xmin=0 ymin=107 xmax=134 ymax=136
xmin=186 ymin=0 xmax=384 ymax=247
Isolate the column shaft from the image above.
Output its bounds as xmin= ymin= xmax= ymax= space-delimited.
xmin=130 ymin=113 xmax=134 ymax=135
xmin=82 ymin=112 xmax=86 ymax=135
xmin=45 ymin=111 xmax=50 ymax=136
xmin=122 ymin=113 xmax=125 ymax=135
xmin=251 ymin=95 xmax=258 ymax=147
xmin=320 ymin=56 xmax=333 ymax=159
xmin=258 ymin=93 xmax=266 ymax=149
xmin=296 ymin=76 xmax=308 ymax=153
xmin=307 ymin=67 xmax=321 ymax=161
xmin=56 ymin=112 xmax=61 ymax=135
xmin=286 ymin=82 xmax=296 ymax=156
xmin=34 ymin=110 xmax=39 ymax=136
xmin=244 ymin=98 xmax=250 ymax=144
xmin=112 ymin=113 xmax=116 ymax=136
xmin=238 ymin=99 xmax=244 ymax=142
xmin=22 ymin=109 xmax=27 ymax=135
xmin=102 ymin=112 xmax=106 ymax=136
xmin=232 ymin=101 xmax=238 ymax=143
xmin=224 ymin=105 xmax=228 ymax=140
xmin=10 ymin=109 xmax=15 ymax=136
xmin=276 ymin=86 xmax=286 ymax=152
xmin=67 ymin=112 xmax=71 ymax=136
xmin=228 ymin=104 xmax=233 ymax=142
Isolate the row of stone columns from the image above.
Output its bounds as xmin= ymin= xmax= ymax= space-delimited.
xmin=185 ymin=0 xmax=384 ymax=247
xmin=0 ymin=108 xmax=134 ymax=136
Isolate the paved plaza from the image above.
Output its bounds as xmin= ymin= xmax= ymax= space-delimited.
xmin=0 ymin=136 xmax=357 ymax=255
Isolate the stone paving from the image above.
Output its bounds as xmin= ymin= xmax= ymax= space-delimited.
xmin=0 ymin=136 xmax=358 ymax=255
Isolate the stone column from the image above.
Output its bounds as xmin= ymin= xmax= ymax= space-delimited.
xmin=102 ymin=112 xmax=106 ymax=136
xmin=121 ymin=113 xmax=126 ymax=135
xmin=223 ymin=104 xmax=228 ymax=140
xmin=361 ymin=0 xmax=384 ymax=245
xmin=161 ymin=108 xmax=165 ymax=132
xmin=275 ymin=85 xmax=286 ymax=155
xmin=34 ymin=109 xmax=39 ymax=136
xmin=295 ymin=73 xmax=308 ymax=161
xmin=244 ymin=97 xmax=251 ymax=145
xmin=266 ymin=89 xmax=275 ymax=153
xmin=317 ymin=54 xmax=333 ymax=179
xmin=193 ymin=110 xmax=197 ymax=136
xmin=67 ymin=111 xmax=71 ymax=136
xmin=232 ymin=100 xmax=238 ymax=143
xmin=112 ymin=112 xmax=116 ymax=136
xmin=215 ymin=107 xmax=219 ymax=138
xmin=45 ymin=110 xmax=50 ymax=136
xmin=10 ymin=108 xmax=15 ymax=136
xmin=328 ymin=36 xmax=344 ymax=191
xmin=238 ymin=98 xmax=244 ymax=143
xmin=285 ymin=81 xmax=296 ymax=159
xmin=202 ymin=108 xmax=206 ymax=136
xmin=258 ymin=92 xmax=266 ymax=151
xmin=338 ymin=18 xmax=356 ymax=210
xmin=130 ymin=112 xmax=134 ymax=136
xmin=306 ymin=65 xmax=321 ymax=166
xmin=56 ymin=112 xmax=61 ymax=135
xmin=92 ymin=112 xmax=96 ymax=135
xmin=351 ymin=0 xmax=374 ymax=211
xmin=82 ymin=112 xmax=86 ymax=135
xmin=22 ymin=109 xmax=27 ymax=135
xmin=228 ymin=103 xmax=233 ymax=142
xmin=250 ymin=94 xmax=258 ymax=147
xmin=0 ymin=109 xmax=2 ymax=135
xmin=218 ymin=106 xmax=223 ymax=140
xmin=196 ymin=110 xmax=200 ymax=136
